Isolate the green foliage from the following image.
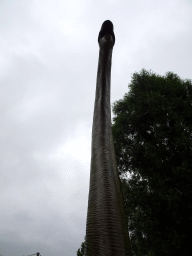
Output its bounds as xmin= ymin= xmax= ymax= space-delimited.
xmin=112 ymin=69 xmax=192 ymax=256
xmin=76 ymin=240 xmax=85 ymax=256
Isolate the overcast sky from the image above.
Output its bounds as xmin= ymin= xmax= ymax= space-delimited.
xmin=0 ymin=0 xmax=192 ymax=256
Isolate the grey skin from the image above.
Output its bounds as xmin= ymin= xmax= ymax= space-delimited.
xmin=85 ymin=20 xmax=132 ymax=256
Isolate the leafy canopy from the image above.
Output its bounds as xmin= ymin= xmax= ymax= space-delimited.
xmin=112 ymin=69 xmax=192 ymax=256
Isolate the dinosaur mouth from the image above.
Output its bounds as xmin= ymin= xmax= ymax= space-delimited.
xmin=98 ymin=20 xmax=115 ymax=45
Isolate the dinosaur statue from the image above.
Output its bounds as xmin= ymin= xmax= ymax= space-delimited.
xmin=85 ymin=20 xmax=132 ymax=256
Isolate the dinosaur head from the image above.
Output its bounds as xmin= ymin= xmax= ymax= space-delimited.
xmin=98 ymin=20 xmax=115 ymax=46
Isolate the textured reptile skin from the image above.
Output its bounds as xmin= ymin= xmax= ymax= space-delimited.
xmin=85 ymin=21 xmax=132 ymax=256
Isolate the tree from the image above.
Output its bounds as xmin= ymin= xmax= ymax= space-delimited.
xmin=112 ymin=69 xmax=192 ymax=256
xmin=77 ymin=241 xmax=85 ymax=256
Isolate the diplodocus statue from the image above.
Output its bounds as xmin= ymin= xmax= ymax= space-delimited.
xmin=85 ymin=20 xmax=132 ymax=256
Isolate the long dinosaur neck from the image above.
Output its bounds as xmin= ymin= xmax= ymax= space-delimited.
xmin=93 ymin=39 xmax=113 ymax=144
xmin=85 ymin=23 xmax=132 ymax=256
